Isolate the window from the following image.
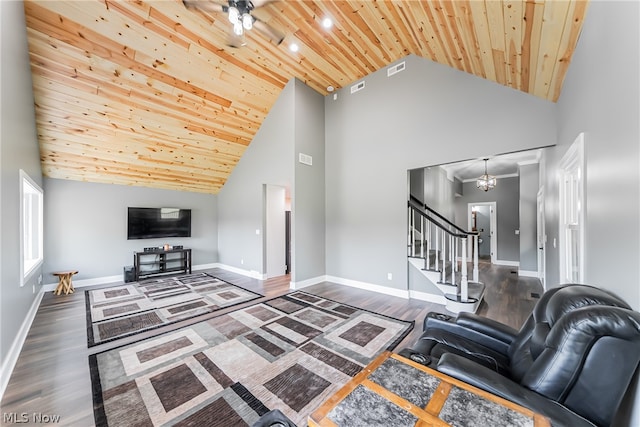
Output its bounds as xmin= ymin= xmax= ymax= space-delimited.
xmin=20 ymin=170 xmax=44 ymax=286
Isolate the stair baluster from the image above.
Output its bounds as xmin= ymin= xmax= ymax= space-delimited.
xmin=461 ymin=237 xmax=469 ymax=301
xmin=426 ymin=222 xmax=431 ymax=270
xmin=473 ymin=233 xmax=479 ymax=283
xmin=450 ymin=234 xmax=455 ymax=286
xmin=420 ymin=215 xmax=424 ymax=259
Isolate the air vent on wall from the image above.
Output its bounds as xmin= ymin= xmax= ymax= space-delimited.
xmin=387 ymin=61 xmax=406 ymax=77
xmin=299 ymin=153 xmax=313 ymax=166
xmin=350 ymin=81 xmax=365 ymax=94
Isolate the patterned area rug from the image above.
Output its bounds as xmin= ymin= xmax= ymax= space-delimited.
xmin=86 ymin=273 xmax=262 ymax=346
xmin=90 ymin=291 xmax=414 ymax=426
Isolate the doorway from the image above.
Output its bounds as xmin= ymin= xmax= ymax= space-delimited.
xmin=264 ymin=184 xmax=286 ymax=279
xmin=468 ymin=202 xmax=497 ymax=264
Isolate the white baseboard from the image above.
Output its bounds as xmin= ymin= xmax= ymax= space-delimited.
xmin=214 ymin=263 xmax=266 ymax=280
xmin=290 ymin=275 xmax=326 ymax=289
xmin=193 ymin=263 xmax=219 ymax=271
xmin=409 ymin=289 xmax=447 ymax=305
xmin=494 ymin=260 xmax=520 ymax=267
xmin=42 ymin=274 xmax=122 ymax=292
xmin=0 ymin=288 xmax=45 ymax=402
xmin=292 ymin=275 xmax=414 ymax=301
xmin=41 ymin=263 xmax=226 ymax=291
xmin=518 ymin=269 xmax=539 ymax=278
xmin=325 ymin=275 xmax=409 ymax=299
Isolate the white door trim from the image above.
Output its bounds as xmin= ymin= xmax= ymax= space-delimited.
xmin=537 ymin=186 xmax=546 ymax=290
xmin=558 ymin=132 xmax=586 ymax=284
xmin=468 ymin=202 xmax=497 ymax=264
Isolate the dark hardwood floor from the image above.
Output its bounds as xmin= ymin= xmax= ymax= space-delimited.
xmin=1 ymin=265 xmax=542 ymax=426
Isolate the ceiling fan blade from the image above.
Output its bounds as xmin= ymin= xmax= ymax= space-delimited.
xmin=251 ymin=0 xmax=279 ymax=8
xmin=182 ymin=0 xmax=226 ymax=14
xmin=252 ymin=18 xmax=284 ymax=45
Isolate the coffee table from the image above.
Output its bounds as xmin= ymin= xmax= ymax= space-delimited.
xmin=309 ymin=351 xmax=550 ymax=427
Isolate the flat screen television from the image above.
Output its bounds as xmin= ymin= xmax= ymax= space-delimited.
xmin=127 ymin=207 xmax=191 ymax=240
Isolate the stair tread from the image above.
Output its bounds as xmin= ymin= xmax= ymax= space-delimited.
xmin=444 ymin=282 xmax=486 ymax=299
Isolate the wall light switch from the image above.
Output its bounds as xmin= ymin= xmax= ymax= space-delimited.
xmin=256 ymin=229 xmax=260 ymax=235
xmin=387 ymin=273 xmax=393 ymax=280
xmin=515 ymin=229 xmax=520 ymax=235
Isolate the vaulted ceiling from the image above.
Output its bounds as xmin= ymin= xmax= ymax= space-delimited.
xmin=23 ymin=0 xmax=588 ymax=194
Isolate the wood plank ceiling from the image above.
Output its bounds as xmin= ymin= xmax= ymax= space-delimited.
xmin=23 ymin=0 xmax=588 ymax=194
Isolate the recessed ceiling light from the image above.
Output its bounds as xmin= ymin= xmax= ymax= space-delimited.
xmin=289 ymin=43 xmax=299 ymax=52
xmin=322 ymin=17 xmax=333 ymax=29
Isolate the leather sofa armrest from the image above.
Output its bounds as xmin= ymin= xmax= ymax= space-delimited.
xmin=455 ymin=312 xmax=518 ymax=345
xmin=436 ymin=353 xmax=597 ymax=427
xmin=423 ymin=312 xmax=455 ymax=330
xmin=423 ymin=312 xmax=513 ymax=355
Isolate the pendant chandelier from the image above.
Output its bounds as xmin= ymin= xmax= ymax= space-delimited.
xmin=476 ymin=158 xmax=497 ymax=191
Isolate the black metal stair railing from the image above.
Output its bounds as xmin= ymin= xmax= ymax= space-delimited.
xmin=408 ymin=195 xmax=479 ymax=302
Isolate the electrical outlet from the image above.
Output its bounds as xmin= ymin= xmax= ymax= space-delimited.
xmin=241 ymin=259 xmax=244 ymax=265
xmin=387 ymin=273 xmax=393 ymax=280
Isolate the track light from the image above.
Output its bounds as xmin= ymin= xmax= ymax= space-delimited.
xmin=233 ymin=20 xmax=243 ymax=36
xmin=242 ymin=13 xmax=253 ymax=30
xmin=228 ymin=6 xmax=239 ymax=24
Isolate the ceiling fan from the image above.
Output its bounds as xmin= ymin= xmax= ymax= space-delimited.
xmin=183 ymin=0 xmax=285 ymax=47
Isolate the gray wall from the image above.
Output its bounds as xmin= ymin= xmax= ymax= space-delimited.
xmin=551 ymin=1 xmax=639 ymax=309
xmin=292 ymin=80 xmax=326 ymax=283
xmin=519 ymin=163 xmax=539 ymax=272
xmin=43 ymin=178 xmax=217 ymax=282
xmin=454 ymin=177 xmax=520 ymax=263
xmin=217 ymin=80 xmax=295 ymax=275
xmin=1 ymin=0 xmax=44 ymax=367
xmin=552 ymin=2 xmax=639 ymax=423
xmin=409 ymin=168 xmax=424 ymax=203
xmin=325 ymin=54 xmax=556 ymax=291
xmin=217 ymin=78 xmax=326 ymax=283
xmin=423 ymin=166 xmax=454 ymax=219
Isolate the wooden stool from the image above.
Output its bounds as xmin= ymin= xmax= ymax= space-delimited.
xmin=52 ymin=270 xmax=78 ymax=295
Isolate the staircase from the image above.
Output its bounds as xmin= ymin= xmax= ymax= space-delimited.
xmin=408 ymin=196 xmax=485 ymax=313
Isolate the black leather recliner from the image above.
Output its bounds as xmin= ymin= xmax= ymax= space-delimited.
xmin=400 ymin=284 xmax=640 ymax=427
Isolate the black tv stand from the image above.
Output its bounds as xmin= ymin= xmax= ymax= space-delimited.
xmin=133 ymin=248 xmax=192 ymax=281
